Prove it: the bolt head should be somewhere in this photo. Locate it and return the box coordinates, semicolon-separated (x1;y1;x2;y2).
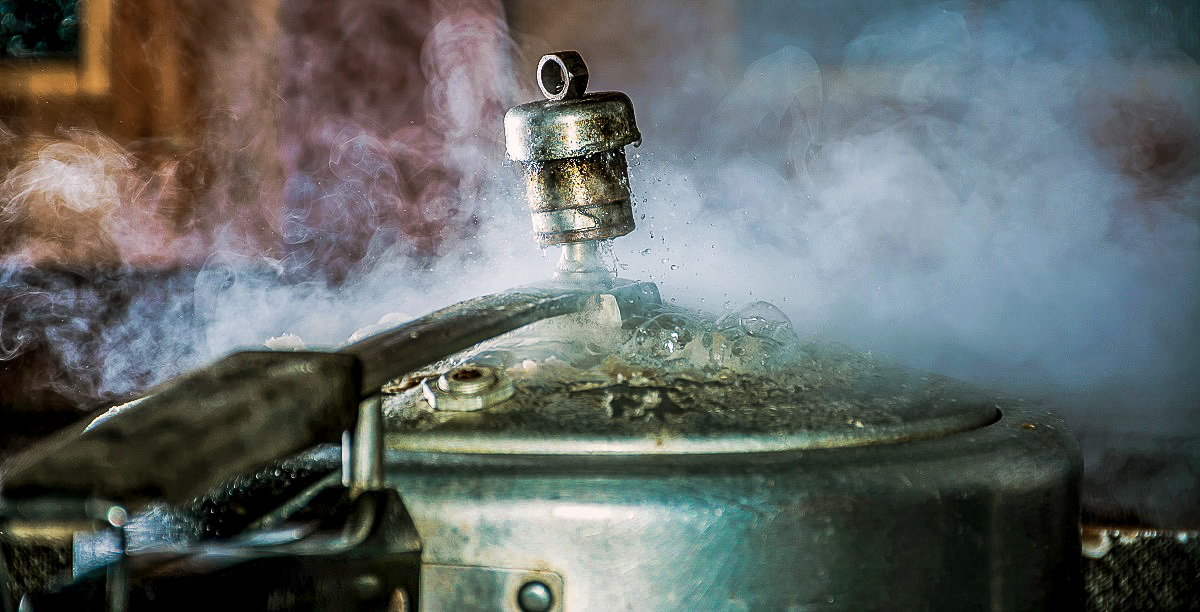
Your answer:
517;580;554;612
422;365;514;412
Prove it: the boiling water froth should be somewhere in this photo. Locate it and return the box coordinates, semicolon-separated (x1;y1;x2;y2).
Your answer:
625;301;801;372
444;298;804;377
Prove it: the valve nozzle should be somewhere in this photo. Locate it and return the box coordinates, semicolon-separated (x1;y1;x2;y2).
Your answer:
504;51;642;286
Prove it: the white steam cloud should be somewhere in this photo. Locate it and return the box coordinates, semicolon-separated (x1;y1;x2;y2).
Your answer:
0;0;544;407
608;1;1200;436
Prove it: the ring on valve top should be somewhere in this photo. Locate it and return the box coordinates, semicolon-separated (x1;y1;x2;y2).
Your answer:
504;51;641;248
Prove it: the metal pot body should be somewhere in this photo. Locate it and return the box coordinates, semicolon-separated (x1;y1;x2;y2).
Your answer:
386;402;1081;611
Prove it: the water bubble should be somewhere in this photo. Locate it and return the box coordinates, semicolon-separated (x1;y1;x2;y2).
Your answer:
711;302;802;369
627;312;701;360
741;315;771;336
722;302;797;342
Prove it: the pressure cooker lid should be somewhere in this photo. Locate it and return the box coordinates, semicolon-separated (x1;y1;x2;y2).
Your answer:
380;300;1000;455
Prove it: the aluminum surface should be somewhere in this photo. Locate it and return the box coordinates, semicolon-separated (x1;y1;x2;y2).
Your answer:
382;337;999;454
372;292;1080;609
383;401;1080;610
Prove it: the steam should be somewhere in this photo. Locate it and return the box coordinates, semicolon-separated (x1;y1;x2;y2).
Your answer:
0;130;202;268
178;0;550;388
0;0;540;406
609;1;1200;436
0;0;1197;452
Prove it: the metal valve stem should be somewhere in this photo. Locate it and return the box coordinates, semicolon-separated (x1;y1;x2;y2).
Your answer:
555;240;606;285
504;51;642;287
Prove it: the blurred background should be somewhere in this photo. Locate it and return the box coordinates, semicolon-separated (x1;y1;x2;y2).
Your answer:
1;0;1197;527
